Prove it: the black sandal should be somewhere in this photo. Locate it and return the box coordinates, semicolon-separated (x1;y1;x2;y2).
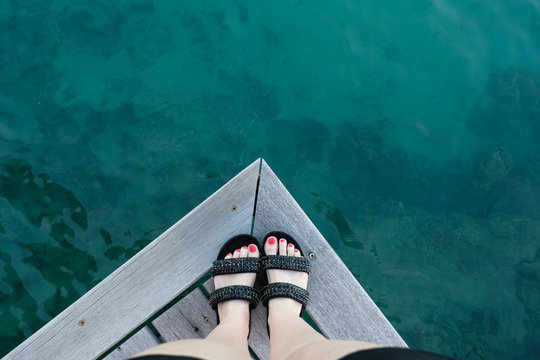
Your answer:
208;234;262;336
259;231;311;315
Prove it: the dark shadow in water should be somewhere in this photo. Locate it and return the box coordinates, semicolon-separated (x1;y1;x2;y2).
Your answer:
0;158;97;355
467;68;540;151
0;158;87;229
0;250;39;357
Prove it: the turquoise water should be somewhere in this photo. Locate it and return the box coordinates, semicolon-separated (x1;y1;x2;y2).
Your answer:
1;0;539;358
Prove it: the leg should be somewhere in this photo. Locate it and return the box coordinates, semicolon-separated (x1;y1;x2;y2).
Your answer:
132;243;260;360
264;235;381;360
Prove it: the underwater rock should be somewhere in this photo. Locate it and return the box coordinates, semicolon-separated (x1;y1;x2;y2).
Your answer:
473;146;513;190
0;158;88;229
137;23;173;59
490;177;537;217
515;249;540;346
362;197;405;218
329;121;385;204
468;68;540;145
338;121;384;165
292;118;330;163
0;249;40;355
54;0;121;56
418;217;454;242
238;4;249;24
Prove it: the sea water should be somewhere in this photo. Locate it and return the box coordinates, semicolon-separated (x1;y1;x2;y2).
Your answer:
1;1;539;359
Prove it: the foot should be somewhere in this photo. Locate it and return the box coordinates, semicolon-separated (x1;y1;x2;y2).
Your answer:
264;235;309;323
213;244;260;337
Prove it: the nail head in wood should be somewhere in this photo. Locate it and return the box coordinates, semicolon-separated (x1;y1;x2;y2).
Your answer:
78;320;85;326
231;205;238;211
309;252;316;259
203;316;211;323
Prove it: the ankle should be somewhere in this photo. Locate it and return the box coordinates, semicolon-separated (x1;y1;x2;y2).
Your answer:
268;298;303;324
269;297;303;315
217;300;250;323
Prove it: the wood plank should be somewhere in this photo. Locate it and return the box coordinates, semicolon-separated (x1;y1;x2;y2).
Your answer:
4;159;261;360
102;327;160;360
152;287;217;341
152;279;268;360
203;279;270;360
252;160;407;347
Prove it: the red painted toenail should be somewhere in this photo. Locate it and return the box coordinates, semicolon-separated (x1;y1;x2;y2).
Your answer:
288;243;293;247
242;246;248;249
236;249;240;252
249;244;257;252
268;237;276;245
280;239;286;243
227;253;232;257
295;249;299;252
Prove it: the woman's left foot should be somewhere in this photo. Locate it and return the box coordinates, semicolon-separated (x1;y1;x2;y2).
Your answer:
263;235;309;322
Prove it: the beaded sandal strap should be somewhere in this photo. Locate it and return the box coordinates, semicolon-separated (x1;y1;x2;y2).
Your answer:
211;257;260;276
260;282;309;308
260;255;311;273
208;285;259;309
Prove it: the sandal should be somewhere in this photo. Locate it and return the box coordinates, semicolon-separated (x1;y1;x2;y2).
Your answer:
208;234;262;335
259;231;311;315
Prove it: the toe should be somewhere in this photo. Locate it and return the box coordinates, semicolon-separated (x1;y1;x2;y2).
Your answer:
294;249;301;257
248;244;259;258
265;236;278;255
240;245;249;257
233;248;241;258
287;243;295;256
225;252;233;259
279;238;287;255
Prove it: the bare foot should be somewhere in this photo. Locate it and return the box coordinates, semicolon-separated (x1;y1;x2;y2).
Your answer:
263;235;309;322
212;244;260;337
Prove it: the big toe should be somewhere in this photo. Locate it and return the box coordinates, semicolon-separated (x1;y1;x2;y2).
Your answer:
264;236;278;255
248;243;259;258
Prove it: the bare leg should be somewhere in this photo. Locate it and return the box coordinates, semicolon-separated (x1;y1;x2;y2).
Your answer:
132;244;260;360
264;235;381;360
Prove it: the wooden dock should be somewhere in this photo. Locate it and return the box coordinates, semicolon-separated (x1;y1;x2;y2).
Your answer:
3;159;406;360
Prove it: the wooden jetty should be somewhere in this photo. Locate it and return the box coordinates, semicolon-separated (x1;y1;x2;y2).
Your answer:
3;159;406;360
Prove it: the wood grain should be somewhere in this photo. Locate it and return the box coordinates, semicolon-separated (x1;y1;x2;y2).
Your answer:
3;159;260;360
152;287;217;341
252;160;406;347
102;327;160;360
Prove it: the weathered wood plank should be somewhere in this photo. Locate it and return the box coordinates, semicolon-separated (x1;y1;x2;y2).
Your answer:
4;159;261;360
252;160;406;347
203;279;270;360
103;327;160;360
152;280;268;360
152;287;217;341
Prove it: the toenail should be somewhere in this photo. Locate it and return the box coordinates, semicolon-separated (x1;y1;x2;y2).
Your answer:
288;243;293;247
227;253;232;257
280;239;286;243
268;237;276;245
249;244;257;252
236;249;240;252
295;249;299;252
242;246;248;249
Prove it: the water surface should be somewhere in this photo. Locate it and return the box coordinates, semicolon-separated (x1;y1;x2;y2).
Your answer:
1;1;539;359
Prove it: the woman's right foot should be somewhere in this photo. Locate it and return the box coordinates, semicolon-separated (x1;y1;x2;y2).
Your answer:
262;234;381;360
264;235;309;323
